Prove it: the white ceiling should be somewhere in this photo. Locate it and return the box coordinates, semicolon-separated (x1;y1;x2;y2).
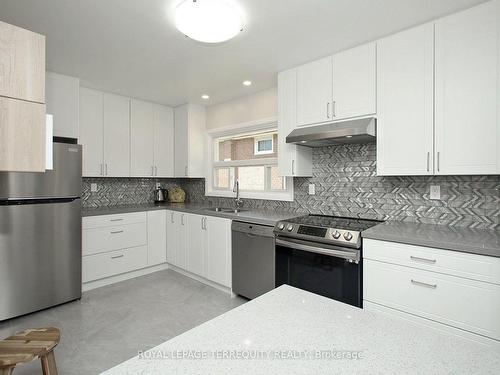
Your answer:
0;0;487;107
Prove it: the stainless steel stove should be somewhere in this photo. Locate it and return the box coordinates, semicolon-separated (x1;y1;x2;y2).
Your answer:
274;215;382;308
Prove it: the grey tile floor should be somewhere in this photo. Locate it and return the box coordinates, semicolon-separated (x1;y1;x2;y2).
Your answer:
0;270;246;375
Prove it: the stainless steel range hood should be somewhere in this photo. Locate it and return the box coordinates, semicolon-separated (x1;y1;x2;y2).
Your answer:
286;117;376;147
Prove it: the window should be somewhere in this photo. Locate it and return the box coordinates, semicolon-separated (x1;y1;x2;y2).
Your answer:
207;127;293;201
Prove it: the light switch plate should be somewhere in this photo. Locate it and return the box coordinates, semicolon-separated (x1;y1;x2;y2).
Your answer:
90;183;98;192
430;185;440;200
308;184;316;195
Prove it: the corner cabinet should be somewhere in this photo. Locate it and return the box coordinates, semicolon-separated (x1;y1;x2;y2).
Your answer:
277;69;312;177
376;23;435;176
0;21;46;172
174;104;206;177
434;0;500;175
130;99;174;177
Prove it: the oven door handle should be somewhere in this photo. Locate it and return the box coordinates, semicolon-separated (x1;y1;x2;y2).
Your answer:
276;238;359;263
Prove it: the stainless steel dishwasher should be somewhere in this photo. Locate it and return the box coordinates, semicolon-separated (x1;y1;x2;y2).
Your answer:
232;221;276;299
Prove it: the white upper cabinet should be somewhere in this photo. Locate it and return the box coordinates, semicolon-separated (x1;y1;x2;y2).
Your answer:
377;23;435;176
103;93;130;177
277;69;312;177
79;88;104;177
130;99;155;177
435;0;500;175
45;72;79;139
153;104;174;177
174;104;206;177
296;57;333;126
332;43;376;120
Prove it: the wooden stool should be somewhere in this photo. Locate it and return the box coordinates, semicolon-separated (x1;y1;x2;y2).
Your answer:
0;327;60;375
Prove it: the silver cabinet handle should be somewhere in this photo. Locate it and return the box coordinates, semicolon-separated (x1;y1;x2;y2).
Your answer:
110;230;124;234
181;214;184;226
291;160;295;175
426;152;430;172
410;255;436;264
105;163;108;176
111;254;124;259
100;164;103;176
155;166;158;176
332;101;336;117
185;166;188;176
171;212;174;223
411;279;437;289
151;166;154;176
201;217;204;230
326;102;330;118
204;217;207;230
437;152;440;172
110;218;123;222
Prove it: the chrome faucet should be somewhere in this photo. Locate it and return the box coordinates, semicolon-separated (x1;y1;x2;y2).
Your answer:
233;179;243;210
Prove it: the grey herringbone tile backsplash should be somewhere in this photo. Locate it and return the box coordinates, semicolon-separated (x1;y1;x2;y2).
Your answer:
83;143;499;229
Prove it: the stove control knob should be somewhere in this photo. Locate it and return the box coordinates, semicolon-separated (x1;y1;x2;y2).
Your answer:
286;224;294;232
332;230;341;239
344;232;353;241
277;223;285;231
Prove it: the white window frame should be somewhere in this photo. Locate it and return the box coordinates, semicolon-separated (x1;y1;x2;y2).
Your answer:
254;134;274;155
205;117;293;202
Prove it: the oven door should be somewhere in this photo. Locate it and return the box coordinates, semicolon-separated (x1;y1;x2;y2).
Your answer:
275;237;362;308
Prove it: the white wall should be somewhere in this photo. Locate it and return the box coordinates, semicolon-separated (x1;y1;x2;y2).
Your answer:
206;87;277;130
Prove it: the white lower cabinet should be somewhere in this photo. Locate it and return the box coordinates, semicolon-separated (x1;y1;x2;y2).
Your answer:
363;239;500;345
166;211;232;288
147;210;167;266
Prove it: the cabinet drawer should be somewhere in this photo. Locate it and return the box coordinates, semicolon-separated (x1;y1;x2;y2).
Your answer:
82;246;147;283
363;239;500;285
82;212;147;229
82;222;147;256
364;259;500;340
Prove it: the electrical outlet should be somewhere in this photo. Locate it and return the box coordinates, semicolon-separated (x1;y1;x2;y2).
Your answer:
90;183;98;192
308;184;316;195
155;182;161;188
430;185;440;200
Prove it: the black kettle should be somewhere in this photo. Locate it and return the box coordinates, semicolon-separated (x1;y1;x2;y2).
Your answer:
154;187;168;203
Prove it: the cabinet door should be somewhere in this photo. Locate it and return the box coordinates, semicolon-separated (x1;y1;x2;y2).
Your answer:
0;97;45;172
147;210;167;266
296;57;333;126
45;72;79;139
376;23;434;176
166;211;176;265
278;69;313;177
332;43;376;120
175;212;188;270
187;214;205;276
103;93;130;177
435;0;500;175
0;21;45;103
130;99;154;177
186;104;206;177
205;216;231;287
153;104;174;177
79;88;104;177
174;105;189;177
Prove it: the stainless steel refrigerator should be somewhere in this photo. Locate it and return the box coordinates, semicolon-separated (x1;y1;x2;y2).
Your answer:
0;141;82;321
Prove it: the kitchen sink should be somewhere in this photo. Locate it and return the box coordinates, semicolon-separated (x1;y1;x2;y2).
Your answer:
205;207;248;213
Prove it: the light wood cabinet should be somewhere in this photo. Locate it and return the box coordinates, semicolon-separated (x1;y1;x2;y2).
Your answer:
130;99;174;177
376;23;435;176
277;69;312;177
332;43;376;120
0;97;46;172
435;0;500;175
46;72;79;139
296;57;333;126
174;104;206;177
79;88;130;177
147;210;167;266
0;20;45;103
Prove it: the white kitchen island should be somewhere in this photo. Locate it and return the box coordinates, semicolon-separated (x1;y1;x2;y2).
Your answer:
102;285;500;374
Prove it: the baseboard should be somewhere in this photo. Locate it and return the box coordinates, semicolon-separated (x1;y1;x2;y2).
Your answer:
82;263;169;292
167;263;232;295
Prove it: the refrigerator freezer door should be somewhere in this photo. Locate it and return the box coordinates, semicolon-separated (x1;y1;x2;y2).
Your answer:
0;198;82;320
0;142;82;200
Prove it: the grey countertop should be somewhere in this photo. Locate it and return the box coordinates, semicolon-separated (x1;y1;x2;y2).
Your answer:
363;221;500;258
82;203;300;226
101;285;500;375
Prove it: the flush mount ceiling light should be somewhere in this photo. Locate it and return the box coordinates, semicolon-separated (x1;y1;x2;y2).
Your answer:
242;80;252;86
175;0;244;43
201;94;210;100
